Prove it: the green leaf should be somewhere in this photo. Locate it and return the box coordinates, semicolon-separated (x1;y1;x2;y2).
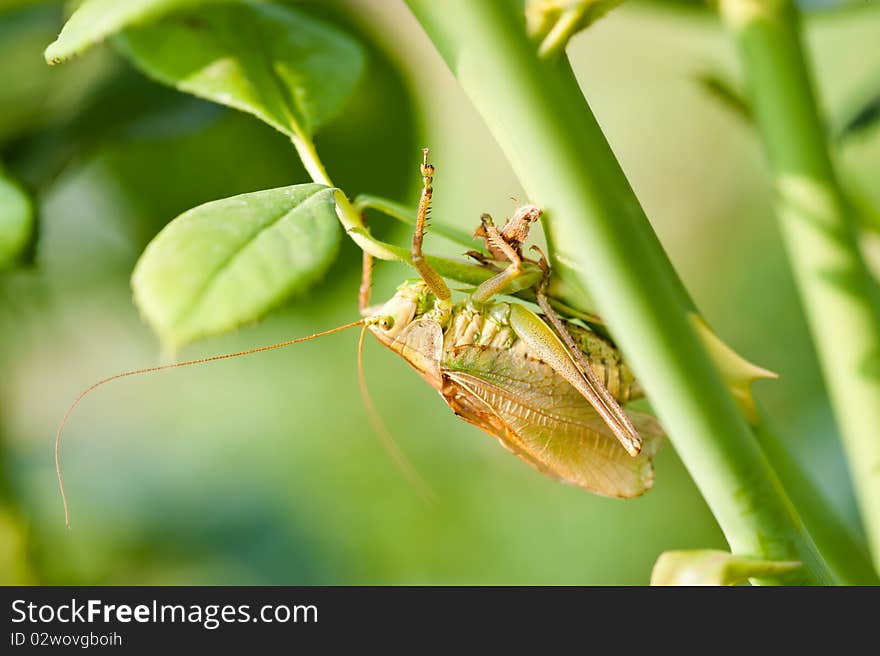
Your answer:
651;550;801;586
1;0;54;14
352;193;480;251
44;0;234;65
132;184;341;348
115;2;365;140
0;170;33;270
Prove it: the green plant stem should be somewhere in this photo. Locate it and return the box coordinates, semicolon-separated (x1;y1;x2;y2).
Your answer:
290;135;399;261
353;193;480;249
529;0;626;60
537;4;589;59
405;0;832;584
721;0;880;572
293;133;600;317
754;411;879;585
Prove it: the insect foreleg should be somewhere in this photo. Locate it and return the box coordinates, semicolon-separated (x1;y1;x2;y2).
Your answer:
411;148;451;310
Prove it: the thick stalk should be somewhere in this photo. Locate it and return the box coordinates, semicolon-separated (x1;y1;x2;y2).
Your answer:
754;411;879;585
720;0;880;570
404;0;831;584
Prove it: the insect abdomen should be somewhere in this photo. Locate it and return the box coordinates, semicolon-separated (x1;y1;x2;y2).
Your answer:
444;304;642;404
562;321;642;403
446;304;516;351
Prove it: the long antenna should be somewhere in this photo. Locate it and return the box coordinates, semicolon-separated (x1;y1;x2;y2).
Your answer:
357;325;435;502
56;319;366;528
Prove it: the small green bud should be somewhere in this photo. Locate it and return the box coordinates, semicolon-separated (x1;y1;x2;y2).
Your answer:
527;0;627;59
651;549;801;586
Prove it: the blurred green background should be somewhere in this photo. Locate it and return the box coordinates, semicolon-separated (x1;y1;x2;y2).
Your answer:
1;0;878;585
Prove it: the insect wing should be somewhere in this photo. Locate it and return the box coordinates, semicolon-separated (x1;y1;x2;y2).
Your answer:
443;344;662;498
508;303;642;457
372;317;444;389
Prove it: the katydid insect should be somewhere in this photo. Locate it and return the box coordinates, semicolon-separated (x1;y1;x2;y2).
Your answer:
360;151;662;497
55;149;662;526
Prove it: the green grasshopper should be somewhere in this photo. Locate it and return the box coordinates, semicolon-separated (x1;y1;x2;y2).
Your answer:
56;150;662;526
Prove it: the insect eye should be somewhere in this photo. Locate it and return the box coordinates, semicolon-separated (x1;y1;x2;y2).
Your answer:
379;316;394;331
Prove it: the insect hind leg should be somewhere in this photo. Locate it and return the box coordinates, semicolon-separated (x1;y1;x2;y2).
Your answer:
530;246;643;457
